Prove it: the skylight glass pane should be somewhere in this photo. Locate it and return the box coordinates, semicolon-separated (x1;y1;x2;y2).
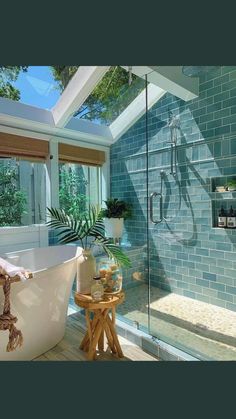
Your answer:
0;66;79;110
74;66;146;125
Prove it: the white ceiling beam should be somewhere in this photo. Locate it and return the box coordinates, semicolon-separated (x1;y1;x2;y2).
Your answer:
0;96;112;145
65;117;112;141
51;66;110;128
0;112;113;147
110;83;165;142
0;97;54;125
122;66;199;101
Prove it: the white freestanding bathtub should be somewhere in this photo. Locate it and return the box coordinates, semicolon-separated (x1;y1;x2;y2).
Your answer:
0;245;82;361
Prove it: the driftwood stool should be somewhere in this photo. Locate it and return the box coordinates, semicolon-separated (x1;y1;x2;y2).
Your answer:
74;291;125;361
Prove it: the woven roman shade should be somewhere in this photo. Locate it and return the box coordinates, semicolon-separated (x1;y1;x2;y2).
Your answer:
0;132;49;161
59;143;106;166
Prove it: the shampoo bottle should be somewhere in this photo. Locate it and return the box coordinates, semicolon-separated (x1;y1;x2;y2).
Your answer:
227;206;236;228
218;206;227;228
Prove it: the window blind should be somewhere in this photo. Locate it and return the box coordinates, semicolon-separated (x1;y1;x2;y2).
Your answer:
58;143;106;166
0;132;49;161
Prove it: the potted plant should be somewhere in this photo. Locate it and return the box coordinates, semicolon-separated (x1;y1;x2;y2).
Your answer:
225;179;236;191
100;198;132;241
47;206;131;294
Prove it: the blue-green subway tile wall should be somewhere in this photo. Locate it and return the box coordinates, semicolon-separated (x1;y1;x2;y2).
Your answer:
110;66;236;312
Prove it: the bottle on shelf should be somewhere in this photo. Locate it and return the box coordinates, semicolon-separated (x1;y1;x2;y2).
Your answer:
218;206;227;228
91;275;104;302
227;205;236;229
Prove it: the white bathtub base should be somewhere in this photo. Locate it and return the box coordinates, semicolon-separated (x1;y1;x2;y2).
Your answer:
0;245;82;360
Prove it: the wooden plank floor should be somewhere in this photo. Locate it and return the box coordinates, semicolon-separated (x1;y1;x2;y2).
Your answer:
34;312;158;361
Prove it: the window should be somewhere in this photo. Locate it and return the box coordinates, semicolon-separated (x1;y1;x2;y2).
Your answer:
0;157;46;226
0;66;79;109
59;162;101;216
74;66;146;125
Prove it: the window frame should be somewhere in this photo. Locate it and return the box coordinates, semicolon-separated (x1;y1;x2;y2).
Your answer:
47;139;109;220
0;137;109;227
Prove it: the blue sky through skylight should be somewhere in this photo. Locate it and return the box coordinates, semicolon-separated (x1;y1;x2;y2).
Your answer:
13;66;60;109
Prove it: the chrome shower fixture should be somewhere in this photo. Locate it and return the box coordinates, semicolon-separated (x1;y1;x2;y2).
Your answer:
167;110;180;177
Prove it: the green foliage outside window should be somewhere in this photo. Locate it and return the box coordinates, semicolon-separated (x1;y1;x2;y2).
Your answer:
59;164;88;217
0;162;27;226
0;66;28;100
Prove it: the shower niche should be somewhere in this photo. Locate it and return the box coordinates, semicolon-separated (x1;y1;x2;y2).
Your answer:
210;175;236;229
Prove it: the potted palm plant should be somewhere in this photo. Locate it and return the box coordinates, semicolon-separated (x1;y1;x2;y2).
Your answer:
47;206;131;294
100;198;132;241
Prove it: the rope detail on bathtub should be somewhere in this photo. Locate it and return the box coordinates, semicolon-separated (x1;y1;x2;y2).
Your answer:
0;275;23;352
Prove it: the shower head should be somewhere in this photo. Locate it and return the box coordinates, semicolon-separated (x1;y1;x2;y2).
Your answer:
182;66;220;77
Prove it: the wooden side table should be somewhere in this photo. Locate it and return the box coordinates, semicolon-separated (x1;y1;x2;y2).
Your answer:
74;291;125;361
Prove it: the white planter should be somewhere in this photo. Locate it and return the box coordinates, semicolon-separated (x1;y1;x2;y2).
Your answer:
104;218;124;239
76;249;96;294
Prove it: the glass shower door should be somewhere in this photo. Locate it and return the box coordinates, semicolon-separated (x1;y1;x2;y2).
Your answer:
145;69;206;356
111;71;150;333
146;70;236;361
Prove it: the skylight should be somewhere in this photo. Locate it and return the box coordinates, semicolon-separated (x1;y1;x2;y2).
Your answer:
0;66;79;110
1;66;198;146
74;66;146;126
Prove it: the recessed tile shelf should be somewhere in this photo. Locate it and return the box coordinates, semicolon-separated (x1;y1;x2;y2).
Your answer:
210;191;236;200
210;176;236;229
211;175;236;194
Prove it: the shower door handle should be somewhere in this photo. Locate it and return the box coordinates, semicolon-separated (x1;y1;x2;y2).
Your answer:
150;192;163;224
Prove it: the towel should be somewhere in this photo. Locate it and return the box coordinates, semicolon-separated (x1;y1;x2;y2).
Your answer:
0;256;32;282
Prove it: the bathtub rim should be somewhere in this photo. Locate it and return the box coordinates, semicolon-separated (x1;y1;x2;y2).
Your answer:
2;244;83;276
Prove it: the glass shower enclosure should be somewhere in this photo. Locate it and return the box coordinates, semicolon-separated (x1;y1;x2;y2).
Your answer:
114;67;236;361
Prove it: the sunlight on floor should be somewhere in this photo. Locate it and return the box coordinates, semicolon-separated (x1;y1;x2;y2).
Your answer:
67;306;77;316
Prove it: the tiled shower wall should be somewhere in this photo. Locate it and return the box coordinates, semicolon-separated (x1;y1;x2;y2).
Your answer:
110;66;236;312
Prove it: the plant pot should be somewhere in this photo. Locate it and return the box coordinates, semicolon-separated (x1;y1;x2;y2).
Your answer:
76;249;96;294
104;218;124;239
